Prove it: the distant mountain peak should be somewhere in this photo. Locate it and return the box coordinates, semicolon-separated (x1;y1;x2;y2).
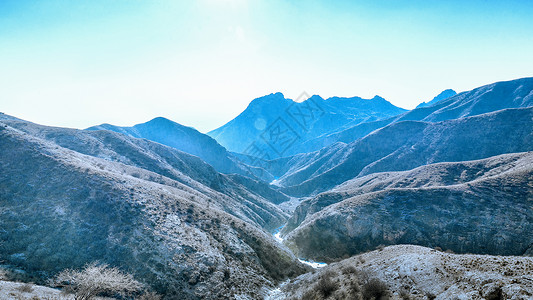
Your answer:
417;89;457;108
303;94;324;103
372;95;387;101
149;116;172;123
208;92;407;155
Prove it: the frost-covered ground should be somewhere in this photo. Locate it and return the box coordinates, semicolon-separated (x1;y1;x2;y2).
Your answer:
274;244;533;299
0;281;117;299
0;280;70;299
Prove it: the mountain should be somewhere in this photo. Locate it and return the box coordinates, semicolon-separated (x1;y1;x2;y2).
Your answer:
281;152;533;261
300;77;533;153
0;119;308;299
276;245;533;299
0;114;287;229
87;117;271;180
416;89;457;108
266;106;533;197
207;92;406;158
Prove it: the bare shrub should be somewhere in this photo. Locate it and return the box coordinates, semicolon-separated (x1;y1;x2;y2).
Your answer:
316;271;338;298
362;278;389;300
341;265;357;275
51;262;143;300
16;282;34;293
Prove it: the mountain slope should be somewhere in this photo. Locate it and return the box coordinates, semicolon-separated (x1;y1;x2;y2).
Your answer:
87;117;269;180
0;122;308;299
0;115;287;230
208;92;406;157
281;152;533;261
278;107;533;196
277;245;533;300
300;77;533;153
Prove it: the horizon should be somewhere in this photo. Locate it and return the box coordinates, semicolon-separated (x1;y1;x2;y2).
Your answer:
1;0;533;132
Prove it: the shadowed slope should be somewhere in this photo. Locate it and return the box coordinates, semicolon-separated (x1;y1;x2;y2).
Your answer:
0;123;308;299
282;152;533;261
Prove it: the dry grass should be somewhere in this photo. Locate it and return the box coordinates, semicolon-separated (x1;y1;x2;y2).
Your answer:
51;262;143;300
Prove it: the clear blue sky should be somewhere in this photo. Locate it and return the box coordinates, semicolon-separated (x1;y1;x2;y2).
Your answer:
1;0;532;132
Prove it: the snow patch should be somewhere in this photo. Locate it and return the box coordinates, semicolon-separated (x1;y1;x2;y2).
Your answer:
272;225;284;242
298;259;327;269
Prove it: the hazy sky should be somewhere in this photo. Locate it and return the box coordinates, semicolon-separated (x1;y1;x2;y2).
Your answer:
1;0;533;132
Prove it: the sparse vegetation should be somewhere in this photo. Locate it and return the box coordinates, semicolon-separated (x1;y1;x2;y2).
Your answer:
316;271;338;298
16;282;34;293
341;265;357;275
51;262;143;300
362;278;389;300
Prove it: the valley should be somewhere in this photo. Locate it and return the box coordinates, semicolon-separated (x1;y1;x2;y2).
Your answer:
1;77;532;299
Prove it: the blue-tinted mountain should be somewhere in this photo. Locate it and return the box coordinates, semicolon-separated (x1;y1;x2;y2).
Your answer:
416;89;457;108
283;152;533;261
276;107;533;196
300;77;533;152
87;117;270;180
207;92;406;158
0;116;307;298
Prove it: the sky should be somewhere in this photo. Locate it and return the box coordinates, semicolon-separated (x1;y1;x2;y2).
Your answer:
1;0;533;133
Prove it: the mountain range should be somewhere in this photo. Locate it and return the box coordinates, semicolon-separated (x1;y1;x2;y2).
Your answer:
0;117;307;299
207;93;407;158
1;76;532;299
299;77;533;153
87;117;271;181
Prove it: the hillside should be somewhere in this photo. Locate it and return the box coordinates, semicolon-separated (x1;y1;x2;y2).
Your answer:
0;122;308;299
208;92;406;157
87;117;270;180
277;107;533;196
273;245;533;300
281;152;533;261
0;115;287;229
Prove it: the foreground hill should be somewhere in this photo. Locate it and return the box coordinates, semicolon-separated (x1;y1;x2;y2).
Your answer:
208;92;406;157
87;117;269;180
282;152;533;261
274;245;533;300
0;121;308;299
301;77;533;152
277;107;533;196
